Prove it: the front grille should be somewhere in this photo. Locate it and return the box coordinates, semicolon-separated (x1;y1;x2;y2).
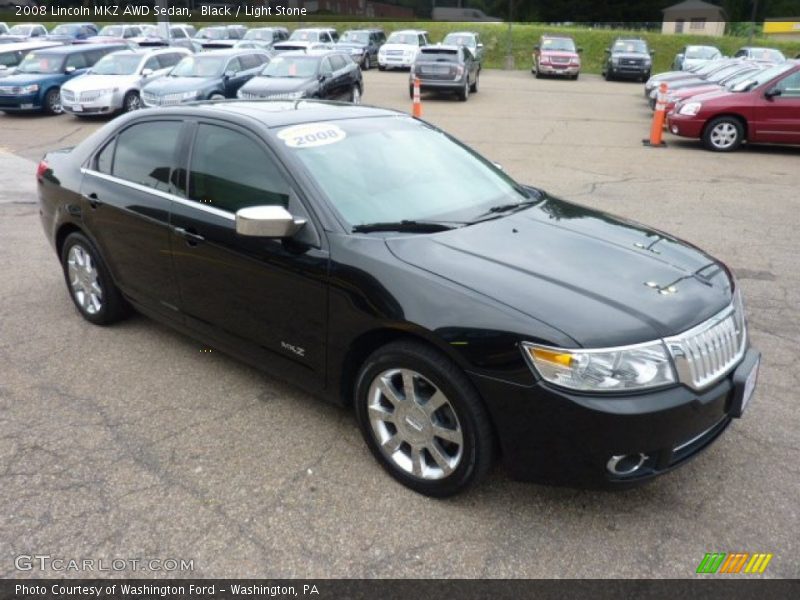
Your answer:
386;50;404;56
61;90;76;102
238;91;261;100
143;92;184;106
664;294;747;390
622;58;644;66
551;56;570;64
79;90;103;102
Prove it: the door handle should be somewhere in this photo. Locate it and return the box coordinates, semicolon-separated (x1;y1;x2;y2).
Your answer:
86;192;100;209
173;226;205;246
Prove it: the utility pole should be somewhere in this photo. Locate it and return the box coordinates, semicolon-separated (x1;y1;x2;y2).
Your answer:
747;0;759;45
504;0;514;69
156;0;170;42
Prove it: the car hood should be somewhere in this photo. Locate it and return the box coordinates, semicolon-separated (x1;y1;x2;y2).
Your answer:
683;57;715;67
44;35;76;42
385;195;733;347
144;76;214;94
381;43;417;52
672;84;720;99
680;88;736;103
0;72;60;85
336;42;366;50
63;73;139;92
241;76;311;94
0;67;18;78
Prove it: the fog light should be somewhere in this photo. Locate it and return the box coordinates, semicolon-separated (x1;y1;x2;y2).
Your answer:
606;453;648;476
671;125;679;134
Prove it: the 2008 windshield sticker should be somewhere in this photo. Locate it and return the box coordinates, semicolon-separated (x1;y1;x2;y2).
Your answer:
278;123;347;149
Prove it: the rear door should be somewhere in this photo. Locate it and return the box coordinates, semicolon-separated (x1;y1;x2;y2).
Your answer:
80;118;184;316
752;70;800;143
169;120;329;390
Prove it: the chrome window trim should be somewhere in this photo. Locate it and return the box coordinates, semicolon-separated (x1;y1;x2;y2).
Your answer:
81;168;235;221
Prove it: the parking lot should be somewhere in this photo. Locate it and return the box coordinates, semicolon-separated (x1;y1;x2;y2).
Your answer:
1;69;798;578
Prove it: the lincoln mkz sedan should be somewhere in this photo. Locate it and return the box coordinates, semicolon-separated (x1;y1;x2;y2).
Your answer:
37;101;760;496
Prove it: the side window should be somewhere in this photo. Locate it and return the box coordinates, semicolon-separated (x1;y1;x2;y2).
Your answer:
157;53;181;69
112;121;181;193
734;50;745;57
189;124;290;213
226;57;242;73
239;54;259;70
776;72;800;97
143;56;160;72
0;52;17;67
65;53;88;70
95;138;115;175
418;35;426;46
330;55;347;71
172;28;186;39
320;57;333;76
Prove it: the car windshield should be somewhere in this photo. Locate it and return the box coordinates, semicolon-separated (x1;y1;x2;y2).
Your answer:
90;53;141;75
285;117;530;227
261;55;317;78
685;46;720;59
443;34;476;48
51;25;80;35
17;53;64;74
723;68;764;89
730;63;794;92
748;48;785;62
387;33;418;45
170;55;225;77
613;40;647;53
98;26;123;37
541;38;575;52
244;29;271;41
695;60;728;75
196;27;226;40
9;25;33;35
290;30;318;41
340;31;369;44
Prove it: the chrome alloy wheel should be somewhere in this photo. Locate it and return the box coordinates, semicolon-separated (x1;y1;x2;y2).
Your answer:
709;122;739;149
67;245;103;315
367;368;463;480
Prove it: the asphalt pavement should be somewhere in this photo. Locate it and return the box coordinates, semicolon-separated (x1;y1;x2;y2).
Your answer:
0;70;798;578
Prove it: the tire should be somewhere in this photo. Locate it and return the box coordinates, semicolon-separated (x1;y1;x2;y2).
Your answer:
573;73;579;80
470;71;479;93
702;116;745;152
43;88;62;115
363;54;371;70
60;232;128;326
534;68;542;79
378;65;386;71
604;69;612;81
351;84;362;105
209;93;225;101
122;91;141;113
354;340;495;497
458;77;469;101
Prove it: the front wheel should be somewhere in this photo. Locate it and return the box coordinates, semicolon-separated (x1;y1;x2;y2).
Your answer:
43;88;62;115
122;91;141;113
378;65;386;71
470;71;479;93
458;77;469;101
703;117;745;152
363;54;371;70
60;232;129;325
355;341;495;497
351;84;362;104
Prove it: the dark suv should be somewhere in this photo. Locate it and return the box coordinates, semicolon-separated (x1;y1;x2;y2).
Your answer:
603;38;653;82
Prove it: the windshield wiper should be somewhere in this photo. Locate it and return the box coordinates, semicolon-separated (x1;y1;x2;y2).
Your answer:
352;220;456;234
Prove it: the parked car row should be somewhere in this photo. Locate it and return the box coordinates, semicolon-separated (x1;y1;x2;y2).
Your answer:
645;57;800;151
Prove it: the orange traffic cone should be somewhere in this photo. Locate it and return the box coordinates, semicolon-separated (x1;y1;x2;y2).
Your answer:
643;82;668;147
412;76;422;118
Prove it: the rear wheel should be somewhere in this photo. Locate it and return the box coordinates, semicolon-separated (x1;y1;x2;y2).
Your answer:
703;117;745;152
354;340;495;497
458;77;469;101
363;54;371;70
470;71;479;93
43;88;62;115
60;232;128;326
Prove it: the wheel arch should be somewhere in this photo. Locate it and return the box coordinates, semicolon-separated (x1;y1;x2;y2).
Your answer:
55;222;85;257
702;112;749;141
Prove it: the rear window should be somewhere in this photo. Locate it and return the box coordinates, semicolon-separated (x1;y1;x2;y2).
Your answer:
420;48;460;62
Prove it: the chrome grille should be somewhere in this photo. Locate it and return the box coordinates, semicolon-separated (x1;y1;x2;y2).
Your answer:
664;293;747;390
551;56;570;64
61;90;76;102
79;90;103;102
142;92;184;107
238;91;262;100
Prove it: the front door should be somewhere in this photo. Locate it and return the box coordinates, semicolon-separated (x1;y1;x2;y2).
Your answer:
169;121;329;389
752;70;800;144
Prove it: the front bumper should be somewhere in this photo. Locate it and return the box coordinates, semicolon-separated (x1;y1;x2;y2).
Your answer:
0;93;43;111
610;65;650;79
470;347;760;488
62;92;123;115
666;111;706;139
379;55;415;68
537;64;580;76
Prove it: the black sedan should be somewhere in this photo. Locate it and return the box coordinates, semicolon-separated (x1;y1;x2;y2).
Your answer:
37;101;760;496
237;51;363;103
411;45;479;101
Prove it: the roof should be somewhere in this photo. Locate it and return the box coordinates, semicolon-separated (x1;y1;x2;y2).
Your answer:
391;29;428;34
662;1;726;15
196;48;264;57
31;42;126;55
158;100;400;129
0;41;61;52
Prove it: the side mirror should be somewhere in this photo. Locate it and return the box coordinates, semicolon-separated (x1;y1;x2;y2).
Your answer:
650;50;655;56
224;70;235;79
65;66;76;74
141;68;154;77
318;72;330;81
577;47;583;53
477;42;484;48
533;44;540;50
236;205;306;238
765;87;782;99
604;48;610;53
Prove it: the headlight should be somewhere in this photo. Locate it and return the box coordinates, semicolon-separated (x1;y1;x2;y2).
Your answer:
181;90;199;100
678;101;702;116
521;341;676;392
20;84;39;94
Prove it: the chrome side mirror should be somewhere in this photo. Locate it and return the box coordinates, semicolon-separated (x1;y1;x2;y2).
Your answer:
141;68;154;77
235;205;306;238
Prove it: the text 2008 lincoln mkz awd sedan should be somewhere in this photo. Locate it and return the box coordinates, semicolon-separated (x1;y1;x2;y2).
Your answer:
37;101;760;497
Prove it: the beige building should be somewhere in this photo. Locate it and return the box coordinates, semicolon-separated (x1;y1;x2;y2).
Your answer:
662;0;727;37
764;19;800;42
